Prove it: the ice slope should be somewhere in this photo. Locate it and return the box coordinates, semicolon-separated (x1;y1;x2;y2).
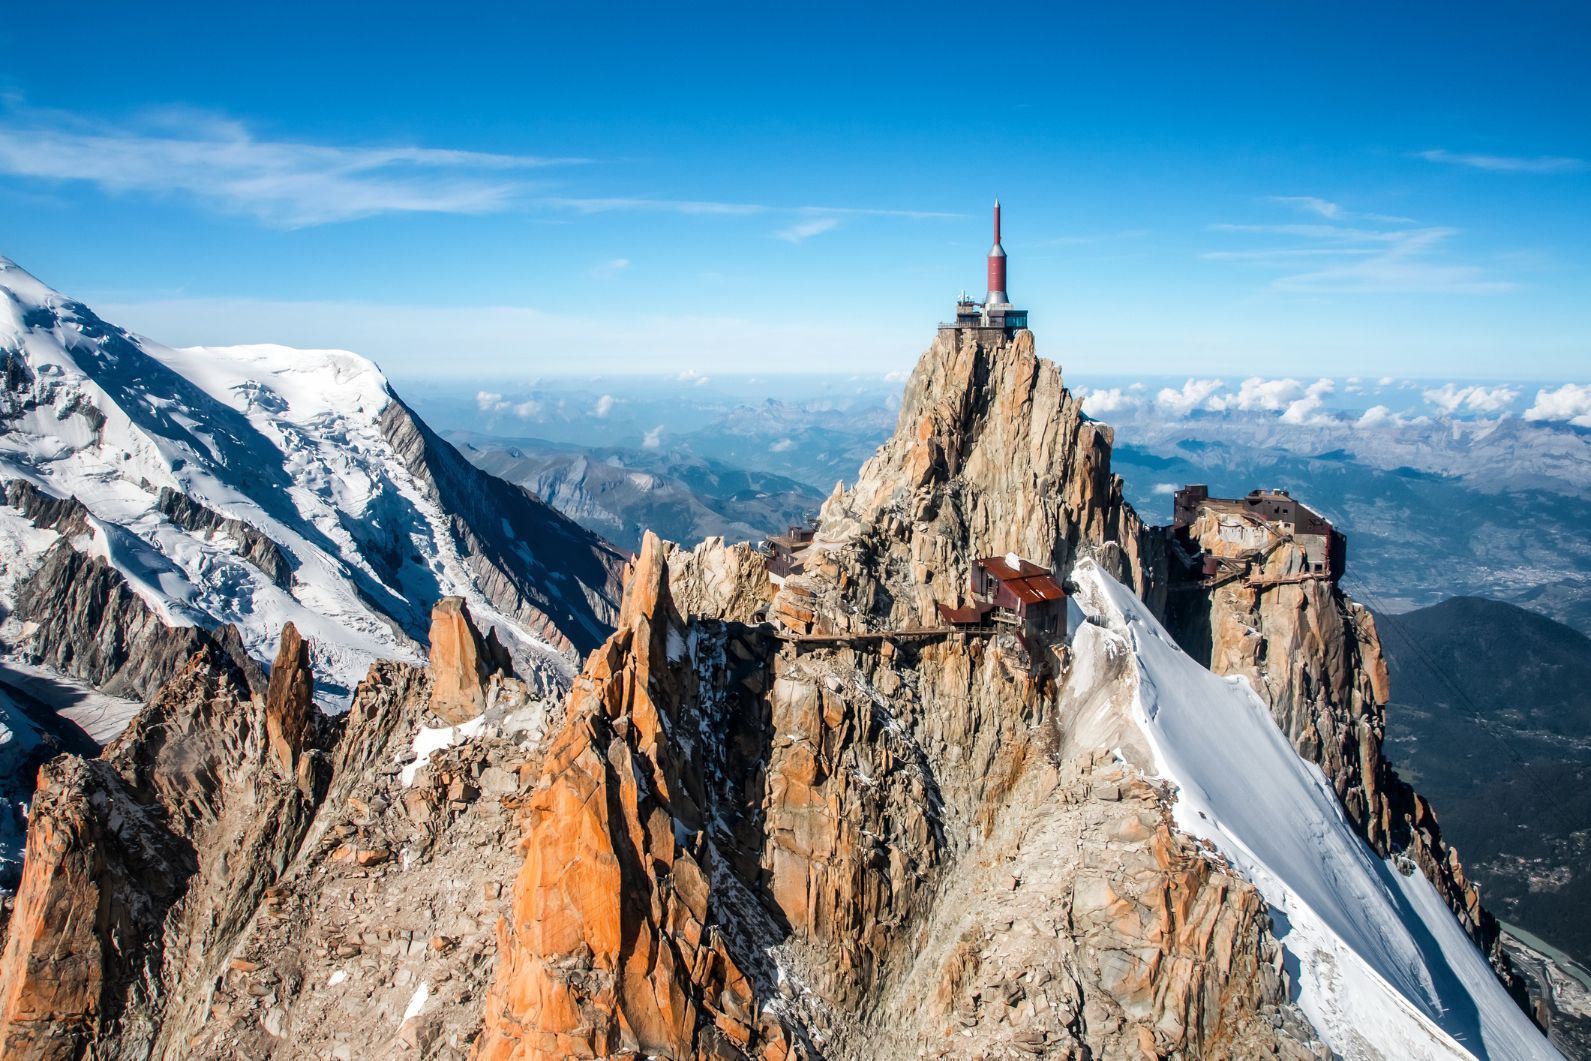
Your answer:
1069;558;1558;1061
0;255;611;703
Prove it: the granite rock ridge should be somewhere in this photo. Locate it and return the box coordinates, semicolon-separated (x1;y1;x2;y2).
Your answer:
0;595;554;1058
474;328;1320;1058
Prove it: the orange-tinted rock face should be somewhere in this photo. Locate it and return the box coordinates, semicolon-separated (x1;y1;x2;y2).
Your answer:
0;638;325;1058
476;534;790;1059
428;596;514;724
0;757;188;1060
265;622;313;775
0;762;107;1060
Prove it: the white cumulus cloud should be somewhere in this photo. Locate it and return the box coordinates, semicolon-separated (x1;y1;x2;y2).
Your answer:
1524;383;1591;428
594;394;615;417
642;425;664;449
1422;383;1520;415
1080;387;1141;414
1208;377;1303;412
1358;404;1400;427
1155;379;1226;415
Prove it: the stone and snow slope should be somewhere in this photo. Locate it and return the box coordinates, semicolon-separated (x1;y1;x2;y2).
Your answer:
0;256;622;703
1072;558;1556;1060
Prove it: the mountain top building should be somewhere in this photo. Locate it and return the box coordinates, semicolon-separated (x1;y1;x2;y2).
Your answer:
942;201;1029;337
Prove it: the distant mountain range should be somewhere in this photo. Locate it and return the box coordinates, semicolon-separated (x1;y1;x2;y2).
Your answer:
448;432;825;553
1378;596;1591;974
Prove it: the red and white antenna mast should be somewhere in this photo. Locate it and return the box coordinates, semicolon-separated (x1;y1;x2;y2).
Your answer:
986;199;1008;305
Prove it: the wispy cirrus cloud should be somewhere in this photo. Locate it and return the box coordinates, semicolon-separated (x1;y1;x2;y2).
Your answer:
775;217;840;242
1266;196;1416;225
1414;148;1585;174
0;101;960;230
546;197;956;221
0;104;587;227
1268;195;1345;220
590;257;630;279
1206;202;1515;295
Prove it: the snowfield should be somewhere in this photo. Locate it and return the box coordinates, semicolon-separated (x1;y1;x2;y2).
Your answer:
1069;558;1558;1060
0;256;581;705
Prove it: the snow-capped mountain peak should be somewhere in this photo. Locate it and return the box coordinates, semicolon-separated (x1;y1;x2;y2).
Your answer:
0;255;622;701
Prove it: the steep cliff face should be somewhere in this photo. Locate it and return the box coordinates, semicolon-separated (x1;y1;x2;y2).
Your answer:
477;531;1313;1058
0;629;300;1060
478;327;1553;1060
1163;509;1524;993
10;539;216;700
0;322;1555;1059
475;330;1322;1059
810;327;1163;632
477;534;796;1059
379;395;626;657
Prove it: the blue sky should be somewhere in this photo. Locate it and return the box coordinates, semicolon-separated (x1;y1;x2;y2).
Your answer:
0;2;1587;379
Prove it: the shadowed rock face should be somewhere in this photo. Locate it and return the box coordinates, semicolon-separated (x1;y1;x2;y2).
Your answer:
379;395;627;656
12;539;221;701
155;486;292;589
5;479;91;538
476;534;794;1059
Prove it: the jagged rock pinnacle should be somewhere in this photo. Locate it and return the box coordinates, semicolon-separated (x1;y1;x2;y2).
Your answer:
427;596;515;725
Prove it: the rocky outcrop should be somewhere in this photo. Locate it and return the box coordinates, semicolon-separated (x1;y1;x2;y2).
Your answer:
478;514;1315;1057
788;328;1164;639
427;596;515;724
11;539;215;701
155;486;292;588
0;756;191;1060
1163;508;1530;1004
477;534;795;1059
379;395;626;655
0;322;1542;1058
0;629;305;1059
0;599;566;1058
264;622;313;776
475;330;1319;1059
5;479;90;538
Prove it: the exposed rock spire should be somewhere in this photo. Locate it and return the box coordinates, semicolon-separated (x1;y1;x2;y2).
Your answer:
427;596;515;724
264;622;313;776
